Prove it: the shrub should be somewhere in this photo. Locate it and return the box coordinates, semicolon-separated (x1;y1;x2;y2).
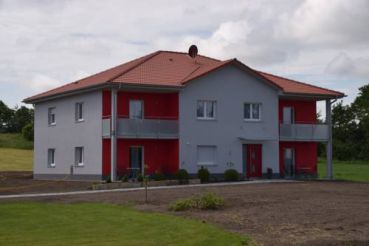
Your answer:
224;169;239;182
176;169;190;184
196;192;224;210
105;176;112;183
22;123;34;141
137;173;144;182
197;167;210;183
120;175;128;182
168;192;224;211
151;171;166;181
169;198;194;211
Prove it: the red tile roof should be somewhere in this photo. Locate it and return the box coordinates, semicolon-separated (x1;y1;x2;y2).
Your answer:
24;50;344;102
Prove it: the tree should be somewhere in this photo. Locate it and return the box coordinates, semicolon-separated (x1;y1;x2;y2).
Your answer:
13;106;33;132
0;100;14;132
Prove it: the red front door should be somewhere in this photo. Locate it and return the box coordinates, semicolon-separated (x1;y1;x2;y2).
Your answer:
245;144;262;178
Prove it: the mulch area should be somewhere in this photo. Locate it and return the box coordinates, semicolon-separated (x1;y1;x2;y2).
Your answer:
1;172;369;245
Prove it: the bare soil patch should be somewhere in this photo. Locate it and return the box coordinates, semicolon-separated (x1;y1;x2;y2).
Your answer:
1;174;369;245
0;171;93;195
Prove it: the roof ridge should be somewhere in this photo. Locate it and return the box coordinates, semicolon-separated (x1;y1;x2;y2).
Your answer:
257;70;344;95
157;50;222;62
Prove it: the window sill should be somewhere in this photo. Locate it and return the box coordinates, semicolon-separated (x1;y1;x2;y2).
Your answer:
197;163;217;166
243;119;262;123
75;164;84;168
75;119;85;123
48;165;56;168
197;118;216;121
48;123;56;127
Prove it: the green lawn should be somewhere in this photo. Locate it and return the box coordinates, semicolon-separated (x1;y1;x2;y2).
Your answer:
0;203;249;246
0;133;33;149
0;148;33;171
318;159;369;182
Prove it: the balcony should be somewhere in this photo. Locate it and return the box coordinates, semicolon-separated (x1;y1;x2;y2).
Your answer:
279;123;329;142
102;118;178;139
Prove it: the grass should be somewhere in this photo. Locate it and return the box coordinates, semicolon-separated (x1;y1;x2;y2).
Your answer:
0;133;33;149
318;159;369;182
0;148;33;171
0;203;250;246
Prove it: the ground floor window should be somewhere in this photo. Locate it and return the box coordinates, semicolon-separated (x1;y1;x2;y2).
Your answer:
48;149;55;167
197;145;217;165
75;147;84;167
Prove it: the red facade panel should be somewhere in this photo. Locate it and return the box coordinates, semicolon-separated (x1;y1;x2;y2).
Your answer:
279;142;318;176
279;99;317;124
102;139;179;177
102;90;111;118
117;91;178;119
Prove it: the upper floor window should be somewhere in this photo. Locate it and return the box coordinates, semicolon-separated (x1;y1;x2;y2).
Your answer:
75;102;84;122
244;103;261;121
48;107;56;125
75;147;84;167
48;148;55;167
197;100;216;120
129;100;143;119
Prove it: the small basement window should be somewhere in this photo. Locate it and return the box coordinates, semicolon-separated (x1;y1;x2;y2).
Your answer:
48;149;55;167
75;147;84;167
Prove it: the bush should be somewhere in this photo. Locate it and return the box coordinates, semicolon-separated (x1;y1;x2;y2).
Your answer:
151;171;166;181
176;169;189;184
224;169;239;182
168;192;224;211
137;173;144;182
105;176;112;183
169;198;194;211
22;123;34;141
120;175;128;182
197;167;210;183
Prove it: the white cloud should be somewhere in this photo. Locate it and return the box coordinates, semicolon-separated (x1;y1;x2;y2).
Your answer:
0;0;368;109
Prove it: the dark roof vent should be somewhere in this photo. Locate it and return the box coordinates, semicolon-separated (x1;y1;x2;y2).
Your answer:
188;45;198;58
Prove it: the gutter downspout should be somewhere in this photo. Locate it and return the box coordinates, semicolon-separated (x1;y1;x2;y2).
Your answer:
111;89;117;181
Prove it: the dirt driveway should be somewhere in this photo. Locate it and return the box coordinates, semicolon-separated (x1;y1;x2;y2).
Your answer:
3;180;368;246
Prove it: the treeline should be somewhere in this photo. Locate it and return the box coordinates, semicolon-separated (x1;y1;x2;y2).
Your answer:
332;84;369;160
0;100;34;140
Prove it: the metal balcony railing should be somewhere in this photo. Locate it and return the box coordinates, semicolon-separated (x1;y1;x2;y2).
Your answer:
102;118;178;139
279;123;329;141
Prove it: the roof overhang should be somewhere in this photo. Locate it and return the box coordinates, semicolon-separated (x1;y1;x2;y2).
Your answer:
279;92;346;101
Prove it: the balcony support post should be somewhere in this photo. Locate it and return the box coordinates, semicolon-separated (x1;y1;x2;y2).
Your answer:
110;89;117;182
326;99;333;180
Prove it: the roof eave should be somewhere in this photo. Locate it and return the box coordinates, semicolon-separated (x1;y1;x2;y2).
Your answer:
280;92;346;100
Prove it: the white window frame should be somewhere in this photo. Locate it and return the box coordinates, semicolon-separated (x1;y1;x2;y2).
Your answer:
197;145;217;166
48;107;56;126
75;147;84;167
244;103;262;121
48;148;55;167
196;100;216;120
75;102;84;122
129;100;144;119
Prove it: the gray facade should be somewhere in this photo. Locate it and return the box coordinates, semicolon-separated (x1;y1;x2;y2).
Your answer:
33;91;102;180
179;64;280;176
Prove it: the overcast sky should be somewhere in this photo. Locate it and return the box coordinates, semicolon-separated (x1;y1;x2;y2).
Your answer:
0;0;368;115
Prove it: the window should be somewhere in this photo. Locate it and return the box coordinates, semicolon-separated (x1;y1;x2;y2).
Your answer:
129;100;143;119
48;149;55;167
75;102;84;122
244;103;261;121
48;107;56;125
197;145;217;165
284;148;294;177
75;147;84;167
283;107;294;124
197;100;216;120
